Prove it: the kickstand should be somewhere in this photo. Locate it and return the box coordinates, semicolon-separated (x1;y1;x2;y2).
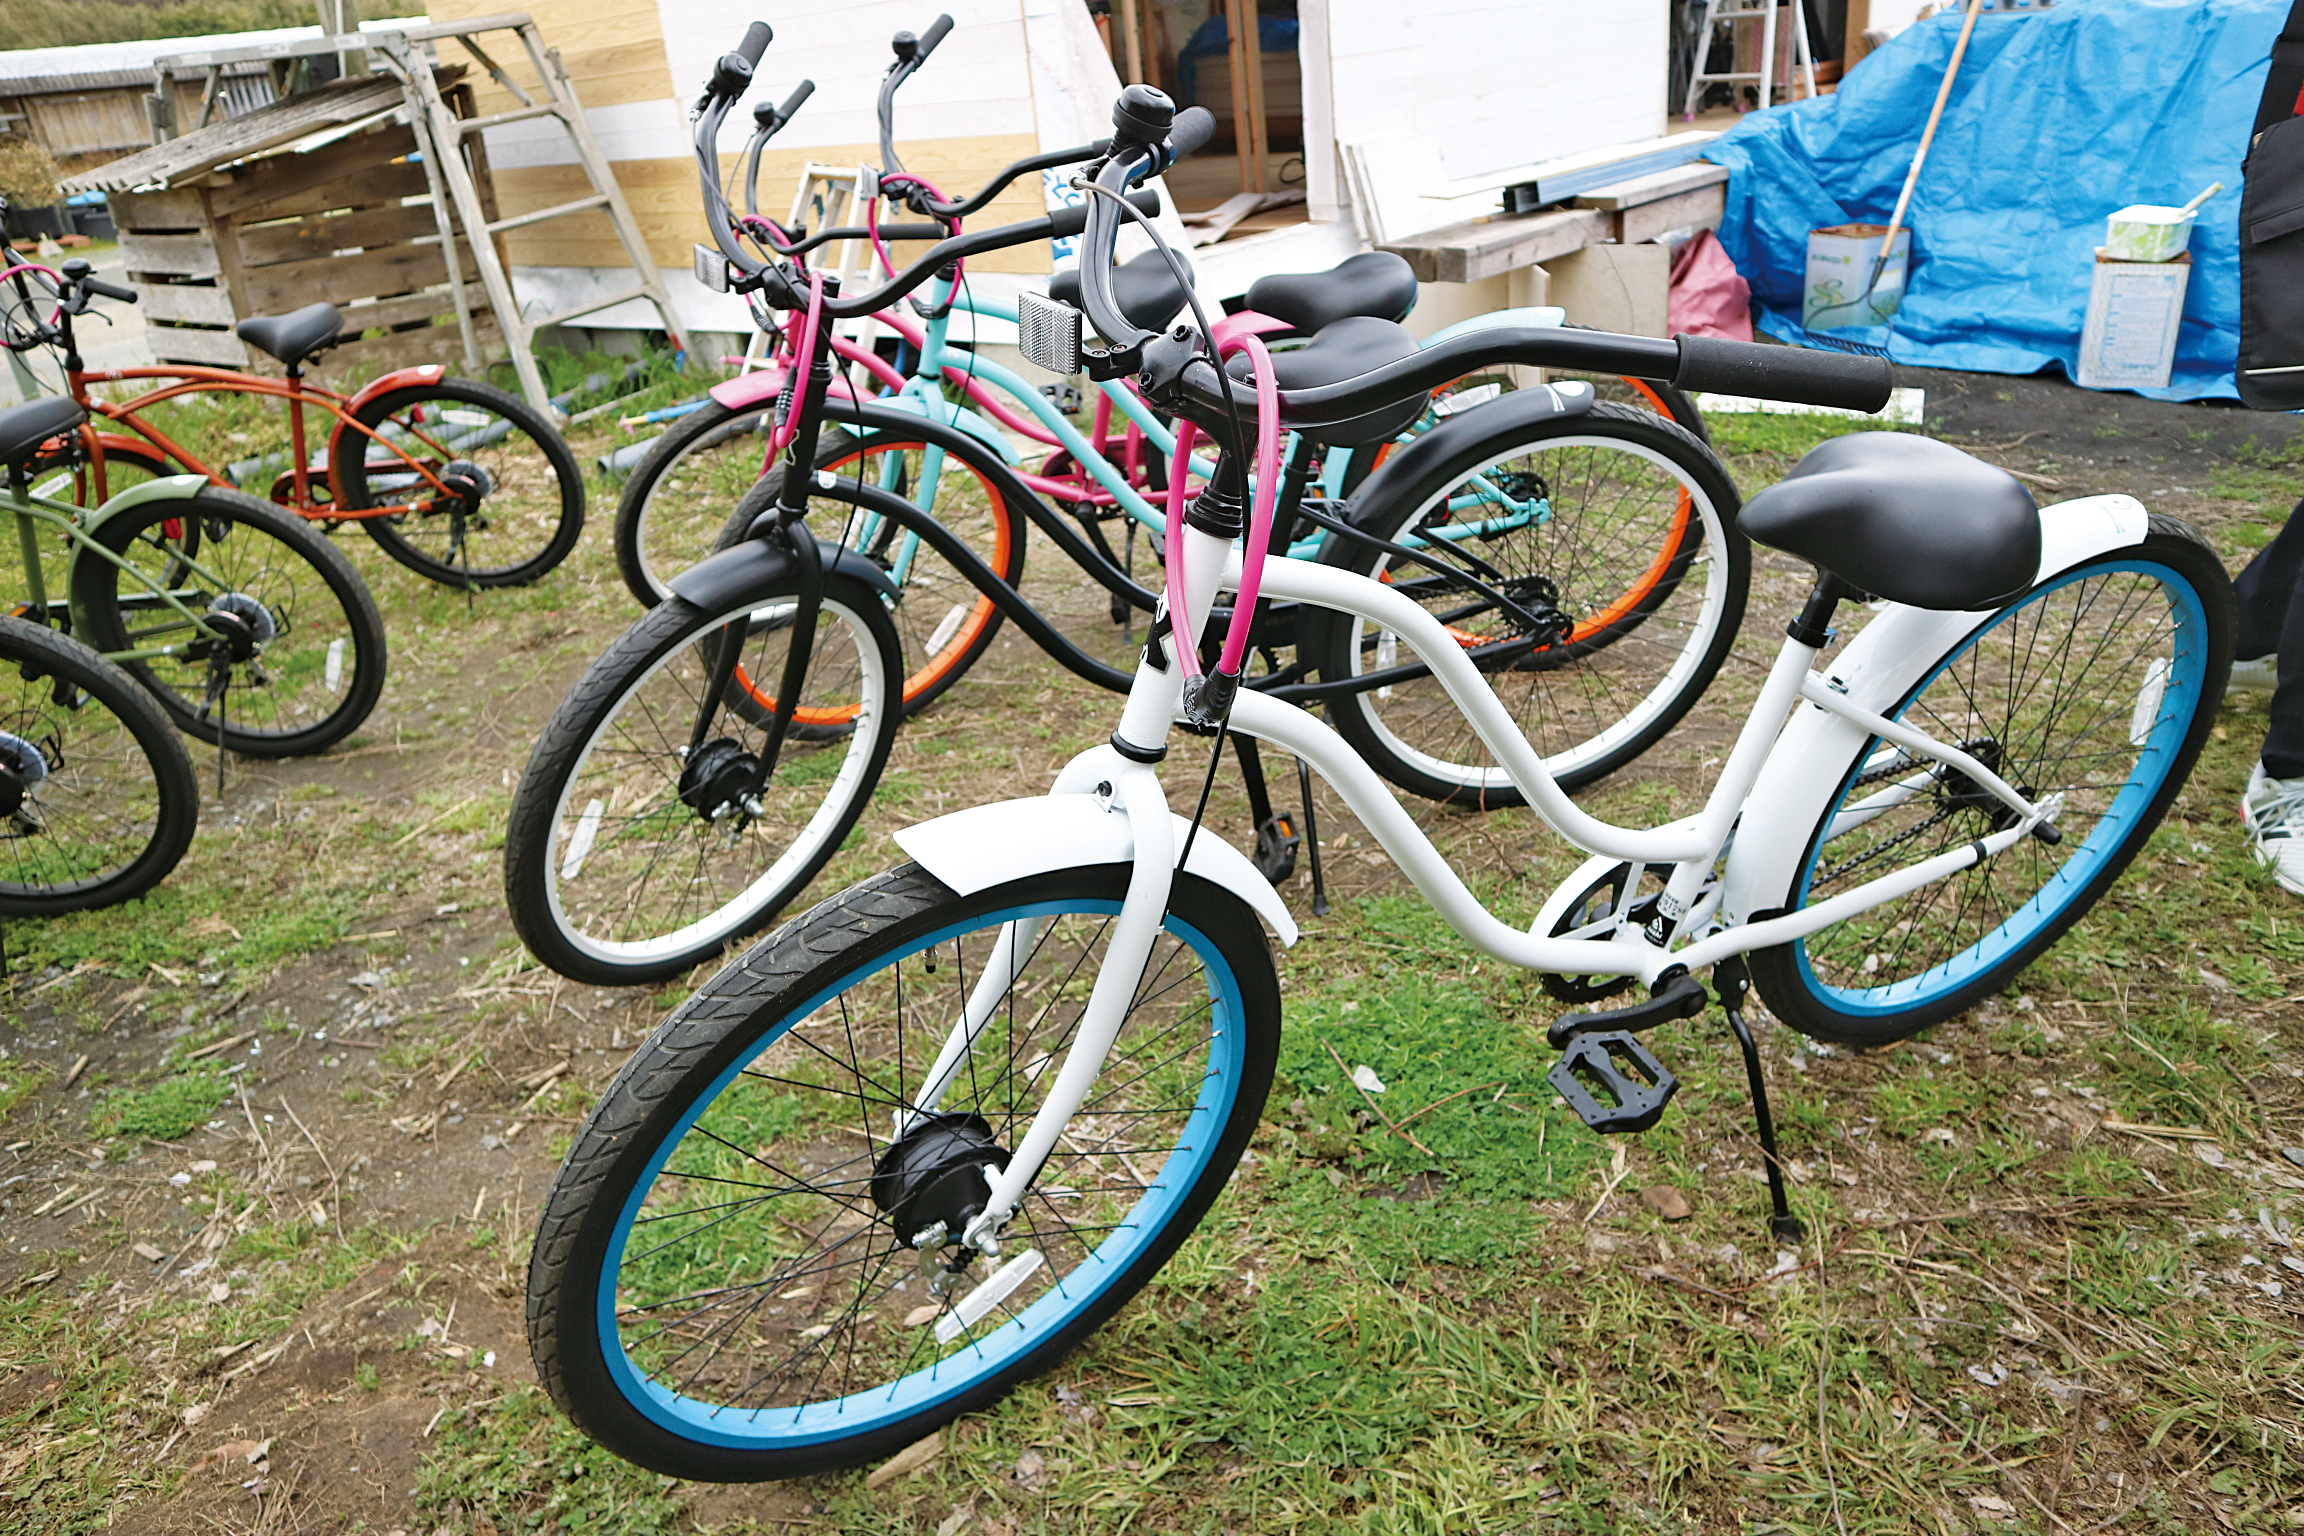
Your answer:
1715;957;1803;1243
201;660;229;797
1295;754;1329;918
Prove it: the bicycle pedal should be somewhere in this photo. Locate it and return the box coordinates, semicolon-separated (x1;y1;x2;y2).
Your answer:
1252;812;1300;883
1546;970;1706;1049
1547;1031;1677;1134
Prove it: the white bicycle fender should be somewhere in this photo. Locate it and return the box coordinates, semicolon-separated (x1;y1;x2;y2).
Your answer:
1718;493;2154;926
893;794;1298;946
871;393;1020;464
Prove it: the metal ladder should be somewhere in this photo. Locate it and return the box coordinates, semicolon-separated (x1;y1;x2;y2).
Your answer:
1680;0;1819;119
370;14;688;417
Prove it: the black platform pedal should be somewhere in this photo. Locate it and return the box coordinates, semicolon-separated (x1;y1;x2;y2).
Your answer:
1547;1031;1678;1134
1253;812;1300;883
1546;970;1707;1050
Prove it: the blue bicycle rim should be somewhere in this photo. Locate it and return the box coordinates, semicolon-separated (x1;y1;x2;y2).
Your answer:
1790;555;2208;1018
595;897;1248;1449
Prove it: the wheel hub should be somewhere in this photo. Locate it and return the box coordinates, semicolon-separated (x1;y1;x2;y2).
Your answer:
1938;739;2029;832
677;737;761;822
0;731;50;831
202;593;276;661
871;1111;1009;1247
438;458;494;517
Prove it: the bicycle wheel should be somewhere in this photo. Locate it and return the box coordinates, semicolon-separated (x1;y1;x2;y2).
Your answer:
1749;516;2233;1047
336;376;585;588
526;861;1281;1480
71;485;387;758
0;615;198;917
713;435;1023;717
1311;400;1747;801
503;571;902;986
612;399;776;607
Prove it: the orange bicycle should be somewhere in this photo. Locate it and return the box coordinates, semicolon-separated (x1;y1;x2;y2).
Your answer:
2;253;585;590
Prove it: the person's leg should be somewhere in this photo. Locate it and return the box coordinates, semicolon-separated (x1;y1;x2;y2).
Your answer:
2242;500;2304;893
2232;497;2304;693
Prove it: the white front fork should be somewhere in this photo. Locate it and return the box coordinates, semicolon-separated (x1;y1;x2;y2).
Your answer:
953;524;1228;1253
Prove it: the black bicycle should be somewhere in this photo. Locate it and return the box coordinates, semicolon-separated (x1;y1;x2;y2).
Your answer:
505;22;1756;987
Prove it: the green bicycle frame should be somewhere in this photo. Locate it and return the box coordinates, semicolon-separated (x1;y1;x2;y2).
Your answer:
9;471;233;662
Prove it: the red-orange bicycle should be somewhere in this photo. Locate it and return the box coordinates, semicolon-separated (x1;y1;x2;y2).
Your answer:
2;253;585;590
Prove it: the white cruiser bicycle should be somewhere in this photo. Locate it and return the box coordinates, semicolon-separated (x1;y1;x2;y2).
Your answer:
524;91;2235;1481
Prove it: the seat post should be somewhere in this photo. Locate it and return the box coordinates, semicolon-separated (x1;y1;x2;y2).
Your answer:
1785;571;1861;650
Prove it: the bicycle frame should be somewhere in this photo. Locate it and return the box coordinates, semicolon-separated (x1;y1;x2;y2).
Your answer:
7;473;232;662
890;490;2149;1249
59;362;467;520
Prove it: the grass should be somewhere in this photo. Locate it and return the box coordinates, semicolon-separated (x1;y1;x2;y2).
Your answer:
1;364;2300;1534
89;1064;230;1141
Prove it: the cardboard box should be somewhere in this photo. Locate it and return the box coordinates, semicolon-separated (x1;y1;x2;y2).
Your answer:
2076;248;2190;391
1805;223;1910;330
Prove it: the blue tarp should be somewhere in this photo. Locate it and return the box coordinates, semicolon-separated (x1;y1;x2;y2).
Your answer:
1705;0;2284;401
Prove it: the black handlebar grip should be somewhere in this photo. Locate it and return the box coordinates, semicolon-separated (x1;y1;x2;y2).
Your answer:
736;22;772;67
918;13;955;59
83;276;138;304
1044;187;1162;243
1167;106;1216;163
1672;334;1894;413
779;79;816;121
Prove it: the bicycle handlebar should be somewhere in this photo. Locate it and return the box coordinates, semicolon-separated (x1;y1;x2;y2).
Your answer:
877;16;954;177
1062;87;1891;423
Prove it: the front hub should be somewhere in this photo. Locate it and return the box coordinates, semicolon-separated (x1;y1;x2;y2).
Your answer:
677;737;761;822
871;1112;1010;1248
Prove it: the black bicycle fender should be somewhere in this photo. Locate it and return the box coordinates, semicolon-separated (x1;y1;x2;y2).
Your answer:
668;535;898;612
1326;381;1597;561
826;399;1154;610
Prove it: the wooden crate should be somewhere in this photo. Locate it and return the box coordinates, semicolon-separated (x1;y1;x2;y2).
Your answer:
102;89;501;382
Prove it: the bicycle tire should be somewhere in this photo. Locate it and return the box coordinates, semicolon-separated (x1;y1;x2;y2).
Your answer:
0;614;199;917
1311;400;1748;802
1748;516;2233;1046
336;376;585;588
712;435;1024;717
611;398;777;607
504;573;903;986
526;860;1281;1479
70;485;387;758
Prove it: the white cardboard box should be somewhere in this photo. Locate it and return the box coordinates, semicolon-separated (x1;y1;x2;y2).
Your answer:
1804;223;1910;330
2076;248;2190;390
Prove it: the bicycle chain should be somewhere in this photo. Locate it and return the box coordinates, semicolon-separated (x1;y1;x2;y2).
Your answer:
1811;751;1964;890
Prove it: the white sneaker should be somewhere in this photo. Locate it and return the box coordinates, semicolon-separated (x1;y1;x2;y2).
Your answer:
2229;655;2277;695
2242;762;2304;896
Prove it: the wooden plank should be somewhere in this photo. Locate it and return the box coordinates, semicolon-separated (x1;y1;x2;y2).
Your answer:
146;325;250;368
233;203;441;267
60;73;406;194
1573;161;1728;213
121;233;221;280
240;240;475;312
340;291;466;332
108;187;207;231
490;138;1047;272
138;284;237;327
310;322;504;381
235;160;433;225
204;127;421;219
1378;207;1611;285
421;0;675;111
1616;182;1727;246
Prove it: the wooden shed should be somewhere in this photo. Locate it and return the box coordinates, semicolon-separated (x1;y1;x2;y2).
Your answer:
58;69;498;380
